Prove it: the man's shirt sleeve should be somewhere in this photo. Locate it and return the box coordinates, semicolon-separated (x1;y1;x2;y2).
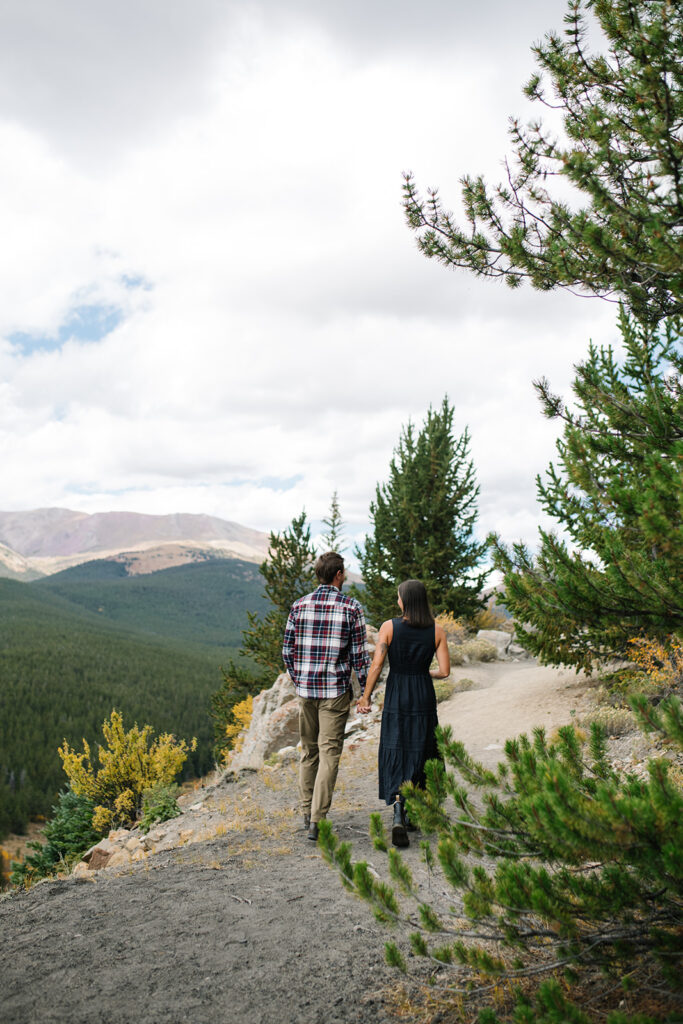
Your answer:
349;605;370;685
282;607;297;680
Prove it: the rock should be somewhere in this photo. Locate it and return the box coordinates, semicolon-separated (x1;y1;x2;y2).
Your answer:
476;629;511;658
508;642;528;658
142;827;167;843
87;847;113;871
229;673;300;771
276;745;299;764
71;862;90;877
125;837;143;853
107;829;130;843
107;849;132;869
82;837;117;870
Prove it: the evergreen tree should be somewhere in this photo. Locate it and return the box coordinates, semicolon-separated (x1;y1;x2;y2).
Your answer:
10;789;103;886
320;694;683;1020
355;398;487;625
403;0;683;326
320;491;346;553
490;312;683;670
241;511;317;674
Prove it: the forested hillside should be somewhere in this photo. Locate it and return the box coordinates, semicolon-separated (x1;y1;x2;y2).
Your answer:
0;562;266;840
33;557;266;653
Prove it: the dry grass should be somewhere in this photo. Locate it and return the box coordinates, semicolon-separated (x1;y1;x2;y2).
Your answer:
580;705;637;737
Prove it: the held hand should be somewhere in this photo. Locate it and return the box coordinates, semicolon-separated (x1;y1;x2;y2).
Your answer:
356;696;371;714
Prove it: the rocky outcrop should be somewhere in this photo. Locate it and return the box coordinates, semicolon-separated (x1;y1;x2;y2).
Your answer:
229;626;383;772
229;673;300;771
476;629;512;658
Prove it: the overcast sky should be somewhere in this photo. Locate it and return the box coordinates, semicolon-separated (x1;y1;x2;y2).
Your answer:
0;0;618;566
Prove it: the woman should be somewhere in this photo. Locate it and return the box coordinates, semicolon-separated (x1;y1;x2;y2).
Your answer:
357;580;450;848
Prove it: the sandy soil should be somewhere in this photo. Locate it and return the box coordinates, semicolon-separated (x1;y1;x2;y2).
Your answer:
0;658;596;1024
440;660;593;767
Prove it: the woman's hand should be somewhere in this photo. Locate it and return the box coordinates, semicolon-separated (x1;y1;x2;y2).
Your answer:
356;696;372;714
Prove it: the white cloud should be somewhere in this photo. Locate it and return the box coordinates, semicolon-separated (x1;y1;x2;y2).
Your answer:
0;0;621;570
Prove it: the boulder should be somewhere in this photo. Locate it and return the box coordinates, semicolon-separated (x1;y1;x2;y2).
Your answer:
229;672;300;771
476;629;511;658
106;849;132;869
86;846;114;871
508;642;529;658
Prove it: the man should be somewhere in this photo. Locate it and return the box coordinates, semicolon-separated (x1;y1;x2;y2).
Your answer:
283;551;369;841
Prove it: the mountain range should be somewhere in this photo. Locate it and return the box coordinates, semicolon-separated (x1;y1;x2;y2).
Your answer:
0;508;270;579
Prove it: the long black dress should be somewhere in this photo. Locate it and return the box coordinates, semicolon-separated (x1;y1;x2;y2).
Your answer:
378;617;439;804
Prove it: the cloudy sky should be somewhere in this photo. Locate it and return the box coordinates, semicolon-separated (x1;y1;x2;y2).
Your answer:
0;0;618;564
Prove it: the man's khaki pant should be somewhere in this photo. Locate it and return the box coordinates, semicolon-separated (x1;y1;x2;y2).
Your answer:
298;691;351;823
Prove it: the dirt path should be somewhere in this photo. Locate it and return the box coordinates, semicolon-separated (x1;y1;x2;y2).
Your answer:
439;661;593;767
0;659;595;1024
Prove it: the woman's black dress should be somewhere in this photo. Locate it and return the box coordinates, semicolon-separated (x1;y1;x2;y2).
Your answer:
378;617;439;804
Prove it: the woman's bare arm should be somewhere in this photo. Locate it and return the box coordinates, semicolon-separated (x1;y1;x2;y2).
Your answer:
356;619;393;713
430;624;451;679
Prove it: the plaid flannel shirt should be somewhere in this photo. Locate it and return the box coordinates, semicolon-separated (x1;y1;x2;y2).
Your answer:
282;585;369;699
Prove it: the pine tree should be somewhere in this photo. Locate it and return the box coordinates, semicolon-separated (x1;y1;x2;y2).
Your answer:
403;0;683;326
320;695;683;1020
241;511;317;674
490;312;683;670
320;491;346;553
355;398;488;625
10;789;103;886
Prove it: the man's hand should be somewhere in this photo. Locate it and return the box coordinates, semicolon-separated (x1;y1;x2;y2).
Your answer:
356;696;372;714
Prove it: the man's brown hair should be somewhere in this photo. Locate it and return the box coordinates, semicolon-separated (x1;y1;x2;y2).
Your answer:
315;551;344;585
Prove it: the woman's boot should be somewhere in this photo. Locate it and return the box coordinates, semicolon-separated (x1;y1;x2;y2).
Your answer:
391;801;409;848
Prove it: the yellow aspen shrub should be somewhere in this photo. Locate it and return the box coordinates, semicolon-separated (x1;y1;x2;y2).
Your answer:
59;709;196;830
222;696;254;764
627;635;683;692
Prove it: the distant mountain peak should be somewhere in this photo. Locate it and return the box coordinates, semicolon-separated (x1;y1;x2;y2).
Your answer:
0;508;270;578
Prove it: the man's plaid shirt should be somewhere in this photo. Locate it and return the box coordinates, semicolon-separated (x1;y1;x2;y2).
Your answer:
282;585;369;699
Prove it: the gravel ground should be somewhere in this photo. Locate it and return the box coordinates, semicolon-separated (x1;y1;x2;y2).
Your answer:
0;745;416;1024
0;661;599;1024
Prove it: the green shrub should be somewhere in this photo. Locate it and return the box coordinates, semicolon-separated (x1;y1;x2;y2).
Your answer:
10;789;103;887
139;782;181;834
321;694;683;1017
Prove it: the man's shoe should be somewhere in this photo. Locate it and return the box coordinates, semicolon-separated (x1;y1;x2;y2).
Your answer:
303;813;311;829
307;822;319;842
391;802;409;848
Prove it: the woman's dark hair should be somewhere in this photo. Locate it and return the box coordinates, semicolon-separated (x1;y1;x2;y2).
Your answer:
398;580;435;628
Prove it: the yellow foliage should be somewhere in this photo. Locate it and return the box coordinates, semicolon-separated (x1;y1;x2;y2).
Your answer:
470;607;512;632
435;612;467;644
59;709;196;830
0;848;11;889
627;635;683;691
222;696;254;764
